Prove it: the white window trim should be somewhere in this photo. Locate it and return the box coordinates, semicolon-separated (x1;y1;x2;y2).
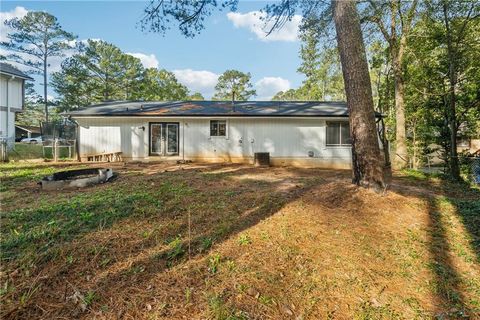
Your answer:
325;121;351;148
209;119;229;139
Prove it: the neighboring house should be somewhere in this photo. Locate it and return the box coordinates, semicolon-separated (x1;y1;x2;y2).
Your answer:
458;137;480;154
15;125;41;141
0;63;33;148
457;125;480;154
68;100;382;168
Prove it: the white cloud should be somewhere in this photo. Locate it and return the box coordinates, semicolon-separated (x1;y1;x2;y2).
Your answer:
0;48;28;71
227;11;301;42
0;6;28;42
255;76;291;100
173;69;219;98
126;52;159;69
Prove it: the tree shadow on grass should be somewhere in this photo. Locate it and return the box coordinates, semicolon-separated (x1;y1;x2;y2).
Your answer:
425;198;471;318
3;164;329;319
392;175;480;318
447;196;480;263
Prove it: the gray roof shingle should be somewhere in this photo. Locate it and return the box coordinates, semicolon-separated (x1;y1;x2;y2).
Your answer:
0;62;34;80
68;100;376;118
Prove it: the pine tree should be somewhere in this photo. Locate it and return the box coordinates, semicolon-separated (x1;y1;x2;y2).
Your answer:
1;11;76;122
213;70;256;101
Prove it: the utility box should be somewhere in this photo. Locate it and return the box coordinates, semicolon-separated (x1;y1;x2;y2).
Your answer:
254;152;270;167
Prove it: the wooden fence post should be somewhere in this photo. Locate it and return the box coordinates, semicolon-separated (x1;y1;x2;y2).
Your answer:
54;138;59;162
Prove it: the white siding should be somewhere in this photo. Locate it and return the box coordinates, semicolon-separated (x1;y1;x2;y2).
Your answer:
0;110;15;141
0;75;23;108
75;117;352;168
0;75;23;146
77;118;148;159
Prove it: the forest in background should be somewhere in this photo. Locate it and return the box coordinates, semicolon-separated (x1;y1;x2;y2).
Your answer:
2;1;479;179
271;1;479;175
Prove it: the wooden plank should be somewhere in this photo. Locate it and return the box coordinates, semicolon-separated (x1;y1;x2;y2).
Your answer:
83;151;123;162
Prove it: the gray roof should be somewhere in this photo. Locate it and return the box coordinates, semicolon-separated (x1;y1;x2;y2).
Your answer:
15;125;41;133
0;62;34;80
68;100;373;118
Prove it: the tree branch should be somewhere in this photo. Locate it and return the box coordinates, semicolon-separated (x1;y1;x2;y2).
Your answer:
179;1;207;28
366;0;391;43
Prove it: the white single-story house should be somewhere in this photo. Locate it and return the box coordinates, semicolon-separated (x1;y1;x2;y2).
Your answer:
68;100;381;168
0;63;33;148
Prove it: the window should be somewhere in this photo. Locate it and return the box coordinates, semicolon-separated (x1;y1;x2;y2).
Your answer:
210;120;226;137
456;138;469;148
326;121;351;146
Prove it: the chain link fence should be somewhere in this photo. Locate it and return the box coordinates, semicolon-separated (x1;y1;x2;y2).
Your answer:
3;120;78;162
467;156;480;184
40;120;78;161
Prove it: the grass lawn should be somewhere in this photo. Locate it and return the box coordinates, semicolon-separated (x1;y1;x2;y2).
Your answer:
0;162;479;319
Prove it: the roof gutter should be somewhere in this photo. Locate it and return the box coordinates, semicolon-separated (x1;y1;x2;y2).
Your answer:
68;115;353;120
0;71;34;81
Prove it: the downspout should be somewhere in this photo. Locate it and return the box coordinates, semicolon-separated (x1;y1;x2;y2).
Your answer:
182;121;185;161
68;116;81;162
5;77;9;142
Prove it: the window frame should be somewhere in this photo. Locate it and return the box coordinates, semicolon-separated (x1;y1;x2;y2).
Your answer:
210;119;227;138
148;122;180;156
326;121;351;147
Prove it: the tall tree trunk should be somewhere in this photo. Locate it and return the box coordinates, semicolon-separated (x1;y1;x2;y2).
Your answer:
393;61;408;169
367;0;417;170
447;84;460;179
105;74;109;101
333;0;388;190
43;55;49;123
412;120;417;169
443;3;460;180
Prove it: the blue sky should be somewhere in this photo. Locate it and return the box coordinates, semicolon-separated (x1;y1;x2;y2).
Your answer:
1;1;306;100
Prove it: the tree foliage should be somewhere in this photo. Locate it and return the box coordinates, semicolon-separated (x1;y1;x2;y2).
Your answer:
213;69;256;101
271;89;298;101
296;25;344;101
1;11;76;121
366;0;480;177
273;26;345;101
51;40;189;110
141;0;238;37
134;68;188;101
188;92;205;100
15;82;45;126
404;0;480;177
361;0;419;169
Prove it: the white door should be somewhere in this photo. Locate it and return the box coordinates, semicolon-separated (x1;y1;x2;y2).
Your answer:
150;123;179;156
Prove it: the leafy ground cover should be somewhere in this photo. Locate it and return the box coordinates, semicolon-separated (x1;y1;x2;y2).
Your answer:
0;162;478;319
